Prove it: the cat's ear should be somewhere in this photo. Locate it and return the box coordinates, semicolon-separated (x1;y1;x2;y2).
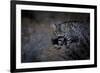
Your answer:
61;23;66;32
51;24;57;31
50;24;58;36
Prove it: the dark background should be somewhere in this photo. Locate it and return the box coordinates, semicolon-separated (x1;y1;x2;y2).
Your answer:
21;10;90;63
